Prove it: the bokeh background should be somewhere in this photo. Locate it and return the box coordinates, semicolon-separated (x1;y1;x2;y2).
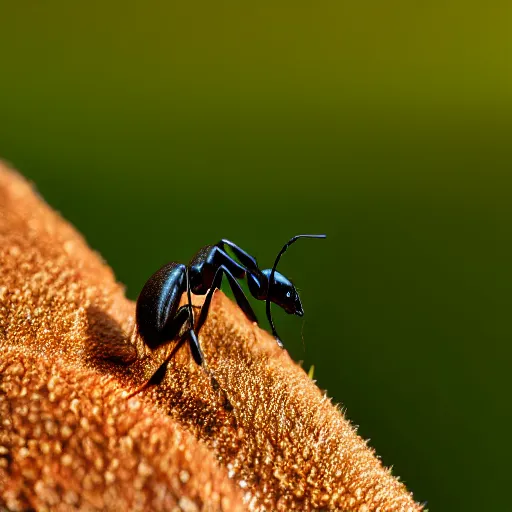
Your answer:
1;3;510;510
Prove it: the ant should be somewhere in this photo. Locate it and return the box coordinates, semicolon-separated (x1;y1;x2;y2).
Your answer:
135;234;326;376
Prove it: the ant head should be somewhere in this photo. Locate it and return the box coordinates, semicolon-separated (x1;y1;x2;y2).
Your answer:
265;234;326;343
261;268;304;317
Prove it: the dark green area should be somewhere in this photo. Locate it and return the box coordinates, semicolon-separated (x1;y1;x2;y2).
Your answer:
1;3;510;510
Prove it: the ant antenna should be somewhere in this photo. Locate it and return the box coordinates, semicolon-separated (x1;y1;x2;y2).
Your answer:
266;234;326;347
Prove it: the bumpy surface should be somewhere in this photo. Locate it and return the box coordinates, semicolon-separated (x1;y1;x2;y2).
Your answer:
0;164;422;511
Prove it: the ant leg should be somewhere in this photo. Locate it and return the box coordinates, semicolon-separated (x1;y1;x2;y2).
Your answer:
129;304;195;396
218;266;258;324
185;268;204;365
140;336;188;389
161;305;191;340
196;265;257;334
149;262;213;369
216;239;260;274
192;265;252;412
206;247;246;279
191;246;246;283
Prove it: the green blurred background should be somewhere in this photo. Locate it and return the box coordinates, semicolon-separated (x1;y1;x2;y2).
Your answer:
1;3;510;510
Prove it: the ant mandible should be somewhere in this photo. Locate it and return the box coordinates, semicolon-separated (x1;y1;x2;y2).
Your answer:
136;234;326;368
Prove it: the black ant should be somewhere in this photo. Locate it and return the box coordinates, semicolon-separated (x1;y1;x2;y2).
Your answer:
135;234;326;375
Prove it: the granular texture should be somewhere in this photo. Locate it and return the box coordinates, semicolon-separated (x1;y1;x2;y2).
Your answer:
0;164;422;511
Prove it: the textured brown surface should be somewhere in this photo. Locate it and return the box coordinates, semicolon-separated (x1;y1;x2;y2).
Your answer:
0;164;422;511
